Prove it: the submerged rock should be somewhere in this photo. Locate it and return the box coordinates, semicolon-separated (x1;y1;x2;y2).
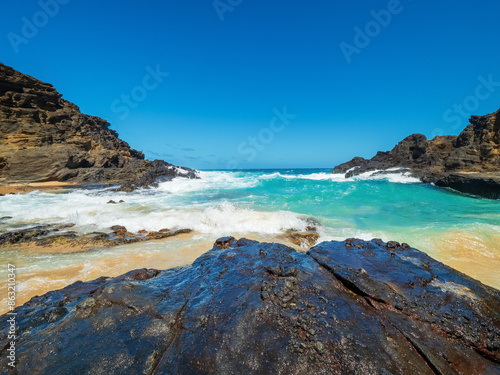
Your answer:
332;108;500;199
1;238;498;374
0;224;75;246
282;231;320;247
0;224;192;251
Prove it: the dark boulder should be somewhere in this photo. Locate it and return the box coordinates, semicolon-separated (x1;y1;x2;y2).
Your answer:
1;238;498;374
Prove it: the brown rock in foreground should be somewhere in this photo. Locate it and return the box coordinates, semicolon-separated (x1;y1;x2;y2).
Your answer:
0;63;197;189
1;238;498;374
333;108;500;199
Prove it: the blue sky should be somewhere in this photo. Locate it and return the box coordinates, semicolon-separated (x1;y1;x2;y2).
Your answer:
1;0;500;169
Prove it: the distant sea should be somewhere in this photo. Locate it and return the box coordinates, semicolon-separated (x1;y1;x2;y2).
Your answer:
1;168;499;311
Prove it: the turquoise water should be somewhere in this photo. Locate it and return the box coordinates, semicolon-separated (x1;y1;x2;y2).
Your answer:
1;168;499;246
192;169;500;233
1;168;499;290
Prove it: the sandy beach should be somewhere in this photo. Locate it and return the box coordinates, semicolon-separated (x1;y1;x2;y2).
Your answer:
0;181;77;195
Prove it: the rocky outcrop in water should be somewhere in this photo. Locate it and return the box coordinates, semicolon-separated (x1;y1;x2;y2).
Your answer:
0;223;192;252
0;63;197;188
333;108;500;199
1;237;499;374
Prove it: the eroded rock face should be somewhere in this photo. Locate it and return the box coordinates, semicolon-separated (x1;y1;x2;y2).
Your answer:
0;63;197;187
332;108;500;198
1;238;498;374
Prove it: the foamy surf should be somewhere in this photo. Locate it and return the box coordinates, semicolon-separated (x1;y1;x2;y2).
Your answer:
258;170;421;183
0;189;314;236
349;168;421;184
154;170;260;194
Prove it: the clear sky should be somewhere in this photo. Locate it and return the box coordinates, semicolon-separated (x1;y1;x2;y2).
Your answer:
1;0;500;169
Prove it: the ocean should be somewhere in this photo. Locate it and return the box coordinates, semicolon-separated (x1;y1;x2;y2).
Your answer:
1;168;499;311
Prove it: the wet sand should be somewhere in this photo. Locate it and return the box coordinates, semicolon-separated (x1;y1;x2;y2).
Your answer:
0;231;206;314
431;230;500;289
0;181;76;195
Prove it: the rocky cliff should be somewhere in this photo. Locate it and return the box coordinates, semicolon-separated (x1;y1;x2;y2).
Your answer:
0;63;197;188
333;108;500;198
1;237;499;374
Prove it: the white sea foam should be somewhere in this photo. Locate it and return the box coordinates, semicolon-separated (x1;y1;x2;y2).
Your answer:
345;166;359;174
163;201;309;235
351;170;421;184
0;186;311;236
155;171;259;194
67;200;310;235
258;170;420;184
259;172;343;181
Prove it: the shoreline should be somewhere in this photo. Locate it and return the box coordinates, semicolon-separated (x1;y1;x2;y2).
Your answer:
0;181;77;195
0;171;498;315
